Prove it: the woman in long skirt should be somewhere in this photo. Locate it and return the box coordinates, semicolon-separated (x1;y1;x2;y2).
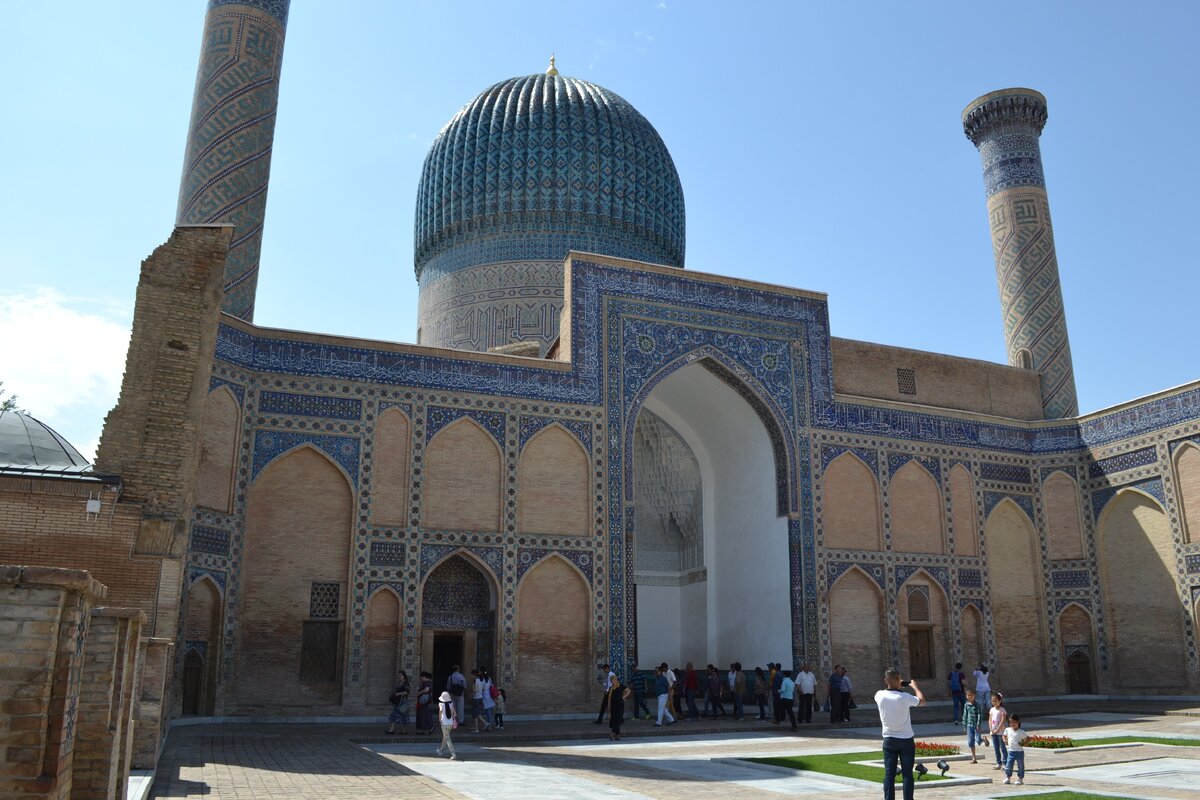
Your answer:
416;671;435;734
609;681;631;740
385;670;410;734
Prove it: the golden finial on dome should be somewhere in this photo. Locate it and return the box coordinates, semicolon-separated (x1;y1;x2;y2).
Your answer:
547;54;559;76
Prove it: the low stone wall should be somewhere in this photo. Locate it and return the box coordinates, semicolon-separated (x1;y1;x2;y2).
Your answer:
131;638;173;771
71;607;145;800
0;565;107;799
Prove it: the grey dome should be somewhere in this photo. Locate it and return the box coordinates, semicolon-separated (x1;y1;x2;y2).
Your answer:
0;411;90;471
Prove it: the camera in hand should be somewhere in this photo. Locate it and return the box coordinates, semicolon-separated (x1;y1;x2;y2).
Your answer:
900;680;911;687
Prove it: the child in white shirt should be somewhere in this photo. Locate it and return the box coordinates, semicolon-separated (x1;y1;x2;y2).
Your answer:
1001;714;1029;785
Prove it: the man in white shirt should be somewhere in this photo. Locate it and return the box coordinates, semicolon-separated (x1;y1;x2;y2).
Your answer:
795;663;817;723
874;668;926;800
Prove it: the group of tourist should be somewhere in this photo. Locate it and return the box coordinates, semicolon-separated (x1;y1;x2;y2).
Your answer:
383;664;508;760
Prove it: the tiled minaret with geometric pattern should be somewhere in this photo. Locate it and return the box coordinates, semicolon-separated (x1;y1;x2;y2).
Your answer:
176;0;290;322
963;88;1079;419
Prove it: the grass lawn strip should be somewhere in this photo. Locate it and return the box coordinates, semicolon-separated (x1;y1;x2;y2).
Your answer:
1072;735;1200;748
746;752;949;782
988;793;1140;800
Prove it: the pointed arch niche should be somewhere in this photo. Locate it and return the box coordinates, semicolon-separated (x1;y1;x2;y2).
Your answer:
983;500;1046;694
423;418;502;531
420;553;497;692
182;577;221;715
1097;490;1185;688
1058;603;1095;694
823;453;882;551
373;407;411;527
513;555;591;711
890;461;945;554
1175;443;1200;544
237;445;352;707
632;360;790;669
960;603;986;672
1043;471;1085;560
827;568;886;680
365;588;403;706
518;424;590;536
949;464;977;556
195;386;240;512
898;572;951;685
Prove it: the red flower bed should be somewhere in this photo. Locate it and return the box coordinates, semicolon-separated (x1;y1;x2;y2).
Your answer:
914;741;961;756
1023;735;1074;749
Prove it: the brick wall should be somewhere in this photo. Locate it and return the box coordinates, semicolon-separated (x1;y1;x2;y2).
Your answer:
372;408;411;527
948;464;978;556
1043;471;1084;560
423;420;501;531
0;566;106;800
983;503;1047;695
194;386;240;513
513;557;591;711
821;454;881;550
828;569;887;687
517;426;590;536
71;607;143;800
889;462;945;554
1176;444;1200;543
131;639;171;770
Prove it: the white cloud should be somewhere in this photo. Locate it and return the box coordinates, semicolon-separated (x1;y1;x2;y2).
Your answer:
0;287;131;461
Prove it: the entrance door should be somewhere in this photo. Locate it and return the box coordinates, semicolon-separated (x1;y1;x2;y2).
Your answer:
182;650;204;715
908;629;934;678
432;633;464;695
1066;651;1093;694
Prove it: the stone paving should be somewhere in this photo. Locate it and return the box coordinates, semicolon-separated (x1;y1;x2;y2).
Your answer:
150;700;1200;799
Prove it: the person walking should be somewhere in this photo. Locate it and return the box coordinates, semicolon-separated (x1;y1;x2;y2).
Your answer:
609;679;632;740
385;669;410;735
654;666;675;726
707;665;727;719
839;666;853;722
446;665;466;724
493;685;507;730
753;666;769;720
771;663;785;723
779;670;797;730
480;669;496;731
471;669;488;732
796;663;816;724
1001;714;1029;785
416;671;435;734
828;664;844;724
435;690;459;760
973;663;992;705
962;688;983;763
875;668;926;800
732;663;746;721
987;692;1009;769
948;662;967;724
630;667;651;720
594;663;616;724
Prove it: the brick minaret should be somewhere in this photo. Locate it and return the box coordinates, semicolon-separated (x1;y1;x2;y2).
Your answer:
963;88;1079;419
176;0;291;321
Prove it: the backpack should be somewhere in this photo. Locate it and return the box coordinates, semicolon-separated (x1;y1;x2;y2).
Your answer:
449;682;464;696
490;683;501;700
949;671;962;692
388;691;401;705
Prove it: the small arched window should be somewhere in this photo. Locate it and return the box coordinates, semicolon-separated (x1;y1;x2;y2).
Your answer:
1016;349;1033;370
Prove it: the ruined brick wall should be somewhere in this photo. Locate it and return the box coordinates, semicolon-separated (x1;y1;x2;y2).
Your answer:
95;225;231;557
0;566;106;800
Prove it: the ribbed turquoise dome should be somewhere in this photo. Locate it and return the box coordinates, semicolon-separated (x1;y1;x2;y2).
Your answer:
414;71;686;282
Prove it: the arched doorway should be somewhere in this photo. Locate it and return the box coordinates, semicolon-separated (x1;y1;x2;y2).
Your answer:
421;554;497;692
1066;650;1094;694
632;360;790;669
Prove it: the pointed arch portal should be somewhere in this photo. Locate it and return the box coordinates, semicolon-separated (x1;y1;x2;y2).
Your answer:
630;359;792;669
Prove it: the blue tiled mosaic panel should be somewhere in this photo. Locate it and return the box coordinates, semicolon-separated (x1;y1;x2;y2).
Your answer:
1051;570;1091;589
887;453;940;481
369;542;405;567
259;390;361;420
516;549;593;583
209;377;245;405
1187;554;1200;574
983;492;1035;522
821;446;878;477
188;567;226;591
980;462;1032;484
191;525;230;556
1087;447;1158;478
422;556;493;630
1090;478;1166;520
894;565;951;598
420;544;503;581
826;561;885;590
251;430;360;487
425;406;506;445
518;416;593;453
208;0;290;25
958;568;982;588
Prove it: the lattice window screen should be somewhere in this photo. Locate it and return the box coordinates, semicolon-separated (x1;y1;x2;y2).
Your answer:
897;368;917;395
309;582;341;619
906;585;931;622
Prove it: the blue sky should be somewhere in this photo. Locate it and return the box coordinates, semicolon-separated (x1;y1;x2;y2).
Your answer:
1;0;1196;458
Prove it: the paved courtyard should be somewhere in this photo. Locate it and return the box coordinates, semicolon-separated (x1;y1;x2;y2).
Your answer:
150;701;1200;799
